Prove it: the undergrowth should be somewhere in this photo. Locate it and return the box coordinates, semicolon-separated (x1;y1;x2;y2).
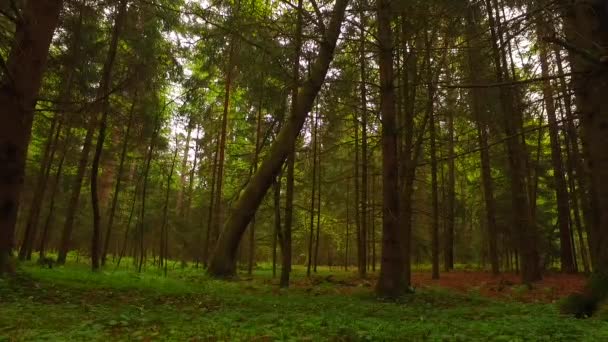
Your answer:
1;258;607;341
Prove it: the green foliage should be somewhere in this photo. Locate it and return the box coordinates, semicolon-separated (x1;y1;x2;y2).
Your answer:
2;265;608;341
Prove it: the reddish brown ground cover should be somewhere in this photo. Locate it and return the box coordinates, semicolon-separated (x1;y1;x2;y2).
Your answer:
411;271;587;302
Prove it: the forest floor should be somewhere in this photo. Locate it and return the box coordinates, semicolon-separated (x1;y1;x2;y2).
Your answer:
1;260;607;341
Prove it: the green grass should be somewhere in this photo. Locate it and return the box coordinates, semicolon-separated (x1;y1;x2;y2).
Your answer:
1;259;607;341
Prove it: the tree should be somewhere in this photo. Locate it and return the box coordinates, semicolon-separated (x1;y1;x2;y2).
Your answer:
558;0;608;275
0;0;63;274
376;0;406;298
207;0;350;277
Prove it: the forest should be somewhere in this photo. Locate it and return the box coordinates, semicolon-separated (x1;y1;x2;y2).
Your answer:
1;0;608;340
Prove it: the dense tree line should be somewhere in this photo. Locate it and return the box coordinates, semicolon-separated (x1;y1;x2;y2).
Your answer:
1;0;607;298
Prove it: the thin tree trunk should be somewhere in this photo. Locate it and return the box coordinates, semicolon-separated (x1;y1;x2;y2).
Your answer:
211;40;237;255
19;115;58;260
535;10;576;273
427;33;440;280
207;0;349;277
90;0;127;271
248;97;264;276
138;117;160;273
307;111;319;277
203;129;221;266
465;4;499;275
485;0;541;283
160;141;179;276
554;45;592;271
279;0;304;288
358;6;369;278
345;179;350;271
314;142;322;272
20;117;61;260
176;118;193;217
445;78;456;272
102;93;136;266
39;128;72;259
272;174;281;278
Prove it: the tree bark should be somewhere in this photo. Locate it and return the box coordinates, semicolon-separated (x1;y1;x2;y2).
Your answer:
0;0;63;274
376;0;406;297
207;0;349;278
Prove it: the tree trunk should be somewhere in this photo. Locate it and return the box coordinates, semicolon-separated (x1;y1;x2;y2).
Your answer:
376;0;406;297
559;0;608;275
176;118;193;217
485;0;541;283
102;93;136;266
19;116;61;260
160;141;179;276
444;77;456;272
534;10;576;273
39;128;72;259
279;0;303;288
272;174;281;278
138;116;160;272
426;33;440;280
554;49;591;273
90;0;127;271
248;98;264;276
307;111;319;277
465;3;499;275
314;140;322;272
203;129;221;266
211;40;237;256
0;0;63;274
359;7;369;278
207;0;349;277
345;179;350;271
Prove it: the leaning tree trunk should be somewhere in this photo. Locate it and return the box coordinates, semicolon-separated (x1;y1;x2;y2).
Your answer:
207;0;349;278
0;0;63;275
